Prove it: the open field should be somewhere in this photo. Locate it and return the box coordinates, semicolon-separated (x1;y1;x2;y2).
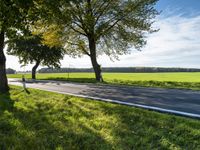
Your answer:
0;86;200;149
8;72;200;90
7;72;200;82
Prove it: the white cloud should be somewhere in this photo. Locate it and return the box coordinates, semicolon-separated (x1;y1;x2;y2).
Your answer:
5;13;200;70
129;14;200;68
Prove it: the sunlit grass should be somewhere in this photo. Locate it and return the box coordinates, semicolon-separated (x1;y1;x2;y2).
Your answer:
8;72;200;82
0;86;200;149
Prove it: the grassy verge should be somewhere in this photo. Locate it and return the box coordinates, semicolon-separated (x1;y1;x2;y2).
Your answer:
8;72;200;90
105;79;200;90
0;86;200;149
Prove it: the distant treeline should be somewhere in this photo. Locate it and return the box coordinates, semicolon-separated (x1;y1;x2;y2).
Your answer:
38;67;200;73
6;68;16;74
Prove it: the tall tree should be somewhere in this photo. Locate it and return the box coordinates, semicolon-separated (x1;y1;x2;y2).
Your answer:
0;0;34;92
42;0;159;82
7;31;65;79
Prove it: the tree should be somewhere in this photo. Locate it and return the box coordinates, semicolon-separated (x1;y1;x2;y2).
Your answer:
7;31;65;79
0;0;34;92
42;0;159;82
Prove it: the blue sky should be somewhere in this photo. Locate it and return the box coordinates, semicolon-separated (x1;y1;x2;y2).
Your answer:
157;0;200;12
6;0;200;70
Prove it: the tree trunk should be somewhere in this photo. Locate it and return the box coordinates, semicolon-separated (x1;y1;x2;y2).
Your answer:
0;30;9;93
32;61;40;80
88;36;103;82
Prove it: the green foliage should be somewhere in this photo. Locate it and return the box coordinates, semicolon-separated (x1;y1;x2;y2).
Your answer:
36;0;159;81
0;86;200;149
0;0;35;92
41;0;158;58
0;0;34;33
7;31;65;68
32;22;65;48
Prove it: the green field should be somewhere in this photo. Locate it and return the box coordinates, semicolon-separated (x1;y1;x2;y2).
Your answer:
7;72;200;82
0;86;200;149
8;72;200;90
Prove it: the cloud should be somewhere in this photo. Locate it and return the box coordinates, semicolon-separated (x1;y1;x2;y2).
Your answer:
104;13;200;68
5;12;200;70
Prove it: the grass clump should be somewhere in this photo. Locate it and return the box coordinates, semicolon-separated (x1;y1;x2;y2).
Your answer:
0;86;200;149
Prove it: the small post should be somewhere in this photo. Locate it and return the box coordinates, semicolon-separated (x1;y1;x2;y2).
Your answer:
22;75;26;90
99;65;103;82
67;63;70;80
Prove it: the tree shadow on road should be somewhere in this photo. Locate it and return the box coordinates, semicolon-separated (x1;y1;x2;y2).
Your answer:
46;77;97;83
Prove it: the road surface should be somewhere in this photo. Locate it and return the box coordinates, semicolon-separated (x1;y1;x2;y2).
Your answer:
8;78;200;118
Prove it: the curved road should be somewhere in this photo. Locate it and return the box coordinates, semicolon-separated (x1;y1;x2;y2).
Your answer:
8;78;200;118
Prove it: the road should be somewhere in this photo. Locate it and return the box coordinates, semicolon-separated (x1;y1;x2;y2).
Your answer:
8;78;200;118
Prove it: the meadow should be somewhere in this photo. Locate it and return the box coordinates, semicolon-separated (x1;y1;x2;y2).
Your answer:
0;86;200;149
8;72;200;90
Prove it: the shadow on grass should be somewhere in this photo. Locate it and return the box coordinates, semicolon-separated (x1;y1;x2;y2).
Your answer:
1;87;200;149
0;87;31;113
0;92;14;112
96;102;200;149
24;88;31;94
0;91;113;149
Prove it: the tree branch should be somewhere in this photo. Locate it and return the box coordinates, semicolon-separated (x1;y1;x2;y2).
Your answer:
94;0;112;25
70;26;87;36
71;3;89;35
96;16;122;39
66;41;91;56
96;0;146;39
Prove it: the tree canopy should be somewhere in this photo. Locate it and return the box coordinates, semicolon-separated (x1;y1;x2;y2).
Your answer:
40;0;159;81
0;0;33;31
7;31;65;79
0;0;35;92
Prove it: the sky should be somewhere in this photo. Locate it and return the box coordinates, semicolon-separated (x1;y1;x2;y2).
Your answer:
5;0;200;71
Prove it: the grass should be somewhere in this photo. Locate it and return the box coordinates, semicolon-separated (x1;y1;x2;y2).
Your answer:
0;86;200;149
8;72;200;90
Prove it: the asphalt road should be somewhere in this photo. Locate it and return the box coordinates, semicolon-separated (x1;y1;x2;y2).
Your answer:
8;78;200;118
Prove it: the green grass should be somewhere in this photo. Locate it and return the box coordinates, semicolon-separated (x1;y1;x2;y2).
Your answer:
8;72;200;90
8;72;200;82
0;86;200;149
